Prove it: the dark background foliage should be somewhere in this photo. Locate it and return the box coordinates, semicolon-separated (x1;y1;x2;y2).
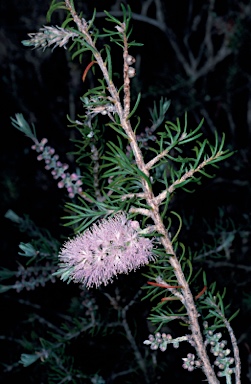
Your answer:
1;0;251;383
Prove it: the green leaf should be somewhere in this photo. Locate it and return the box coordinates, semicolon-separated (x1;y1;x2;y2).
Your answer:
11;114;36;141
104;44;112;80
87;8;97;31
193;140;207;168
20;353;41;367
128;42;144;47
103;10;122;25
207;309;223;320
149;98;170;130
61;16;74;29
170;211;182;243
228;309;240;323
100;28;121;37
0;285;13;293
107;123;128;139
209;150;234;164
185;259;193;283
127;93;141;119
180;118;204;142
0;268;17;281
46;0;68;23
198;169;215;178
203;271;207;287
71;40;97;60
109;38;124;48
18;242;37;257
216;292;225;316
121;3;132;29
134;166;152;188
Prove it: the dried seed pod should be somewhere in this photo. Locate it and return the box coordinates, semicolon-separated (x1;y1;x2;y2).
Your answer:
126;55;136;65
128;67;136;78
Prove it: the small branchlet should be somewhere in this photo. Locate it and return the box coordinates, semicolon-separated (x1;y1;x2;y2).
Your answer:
11;114;84;198
31;138;83;198
204;321;236;381
143;332;188;351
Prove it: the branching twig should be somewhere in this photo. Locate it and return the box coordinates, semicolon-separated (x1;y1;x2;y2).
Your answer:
155;152;224;206
105;290;150;382
206;298;241;384
96;0;233;83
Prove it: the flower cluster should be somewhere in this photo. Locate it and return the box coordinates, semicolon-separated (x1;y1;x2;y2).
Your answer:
182;353;202;371
31;138;83;198
204;322;235;378
144;333;203;372
143;332;187;351
136;126;157;148
14;263;57;292
22;26;78;50
82;96;116;120
57;212;154;288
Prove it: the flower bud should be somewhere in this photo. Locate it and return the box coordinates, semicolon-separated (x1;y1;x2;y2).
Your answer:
126;55;136;65
128;67;136;78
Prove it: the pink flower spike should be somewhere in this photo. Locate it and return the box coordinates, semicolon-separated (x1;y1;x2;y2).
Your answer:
57;213;154;288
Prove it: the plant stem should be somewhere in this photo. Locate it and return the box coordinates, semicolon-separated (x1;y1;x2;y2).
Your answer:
65;2;220;382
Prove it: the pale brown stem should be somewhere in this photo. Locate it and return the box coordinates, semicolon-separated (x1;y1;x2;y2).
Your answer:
155;153;224;206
